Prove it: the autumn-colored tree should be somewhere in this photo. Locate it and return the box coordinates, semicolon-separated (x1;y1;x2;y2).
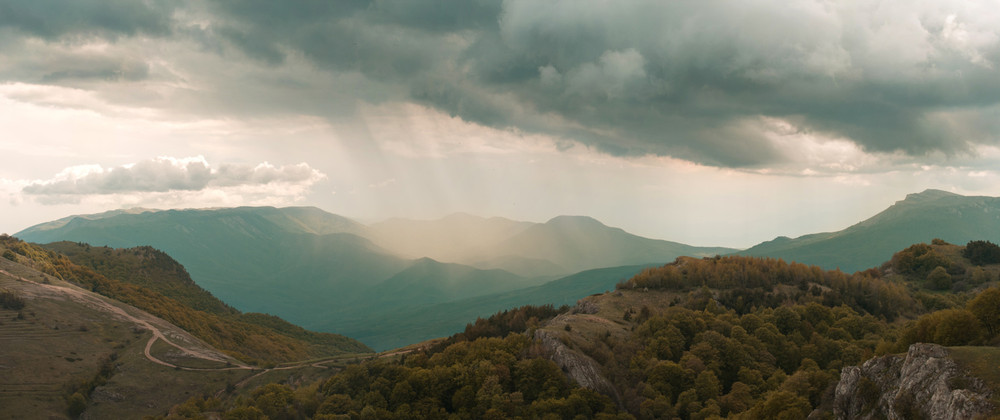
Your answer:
694;370;721;401
968;287;1000;336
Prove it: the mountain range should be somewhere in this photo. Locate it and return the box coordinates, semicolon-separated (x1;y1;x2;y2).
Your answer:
16;207;728;350
15;188;1000;349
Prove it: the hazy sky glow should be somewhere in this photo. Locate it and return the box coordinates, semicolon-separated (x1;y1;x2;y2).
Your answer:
3;0;1000;248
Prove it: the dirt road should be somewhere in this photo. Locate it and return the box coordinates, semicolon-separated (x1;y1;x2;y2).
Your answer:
1;269;252;371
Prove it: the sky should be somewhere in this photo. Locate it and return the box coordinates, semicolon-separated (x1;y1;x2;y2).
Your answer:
2;0;1000;249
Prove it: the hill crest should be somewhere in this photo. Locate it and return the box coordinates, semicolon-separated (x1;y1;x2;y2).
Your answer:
741;190;1000;272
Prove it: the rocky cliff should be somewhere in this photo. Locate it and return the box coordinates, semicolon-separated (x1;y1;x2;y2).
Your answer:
834;343;995;420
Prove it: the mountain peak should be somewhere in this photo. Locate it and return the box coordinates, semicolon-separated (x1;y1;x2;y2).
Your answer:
441;212;487;222
544;215;606;228
901;189;960;203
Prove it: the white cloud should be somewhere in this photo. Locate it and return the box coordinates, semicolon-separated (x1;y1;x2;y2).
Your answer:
20;156;326;205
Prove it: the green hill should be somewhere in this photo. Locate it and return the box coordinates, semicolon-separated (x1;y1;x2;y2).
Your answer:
740;189;1000;273
0;236;371;364
41;241;238;315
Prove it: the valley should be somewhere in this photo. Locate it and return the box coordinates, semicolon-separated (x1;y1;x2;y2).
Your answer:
6;189;1000;418
15;207;732;350
15;189;1000;350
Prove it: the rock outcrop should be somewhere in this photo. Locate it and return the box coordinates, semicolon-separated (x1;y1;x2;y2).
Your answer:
834;343;995;420
534;328;619;404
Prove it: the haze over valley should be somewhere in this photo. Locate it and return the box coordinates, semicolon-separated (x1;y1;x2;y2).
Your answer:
12;188;1000;351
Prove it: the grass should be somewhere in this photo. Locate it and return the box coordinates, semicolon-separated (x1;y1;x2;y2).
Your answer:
0;255;260;419
949;347;1000;391
948;346;1000;412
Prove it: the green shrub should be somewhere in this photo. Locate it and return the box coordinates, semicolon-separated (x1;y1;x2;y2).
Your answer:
66;392;87;418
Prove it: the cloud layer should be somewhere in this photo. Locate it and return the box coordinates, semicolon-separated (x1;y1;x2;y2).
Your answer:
2;0;1000;169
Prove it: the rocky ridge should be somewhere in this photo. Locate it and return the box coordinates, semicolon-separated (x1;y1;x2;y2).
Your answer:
834;343;995;420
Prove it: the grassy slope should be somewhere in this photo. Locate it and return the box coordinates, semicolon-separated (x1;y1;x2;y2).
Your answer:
3;236;371;363
0;242;257;419
949;346;1000;406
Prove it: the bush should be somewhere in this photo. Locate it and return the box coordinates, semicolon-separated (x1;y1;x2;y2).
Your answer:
927;267;952;291
2;249;15;261
66;392;87;418
0;290;25;311
893;244;951;275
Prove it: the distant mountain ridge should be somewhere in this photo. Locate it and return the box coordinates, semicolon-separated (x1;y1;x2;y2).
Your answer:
16;206;725;350
740;189;1000;272
369;214;735;276
490;215;734;273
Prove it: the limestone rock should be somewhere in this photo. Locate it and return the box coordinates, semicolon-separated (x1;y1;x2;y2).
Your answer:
834;343;994;420
534;328;618;403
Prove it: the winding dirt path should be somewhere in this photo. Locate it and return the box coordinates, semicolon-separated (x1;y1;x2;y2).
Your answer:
3;267;410;395
1;269;252;371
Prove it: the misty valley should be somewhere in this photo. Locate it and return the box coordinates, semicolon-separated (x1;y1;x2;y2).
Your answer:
2;190;1000;418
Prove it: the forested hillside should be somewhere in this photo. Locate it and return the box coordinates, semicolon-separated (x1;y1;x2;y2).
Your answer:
157;240;1000;419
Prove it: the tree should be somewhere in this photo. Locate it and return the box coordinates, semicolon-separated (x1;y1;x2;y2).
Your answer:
694;370;722;401
745;391;811;420
968;288;1000;336
964;241;1000;265
932;309;983;346
927;266;951;290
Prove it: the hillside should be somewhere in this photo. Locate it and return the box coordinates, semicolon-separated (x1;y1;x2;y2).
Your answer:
358;258;542;307
15;207;402;312
741;189;1000;272
0;237;258;419
0;236;371;364
41;241;238;315
158;240;1000;419
322;264;652;350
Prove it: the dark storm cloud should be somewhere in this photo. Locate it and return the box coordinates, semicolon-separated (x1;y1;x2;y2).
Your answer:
0;0;174;39
5;0;1000;168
